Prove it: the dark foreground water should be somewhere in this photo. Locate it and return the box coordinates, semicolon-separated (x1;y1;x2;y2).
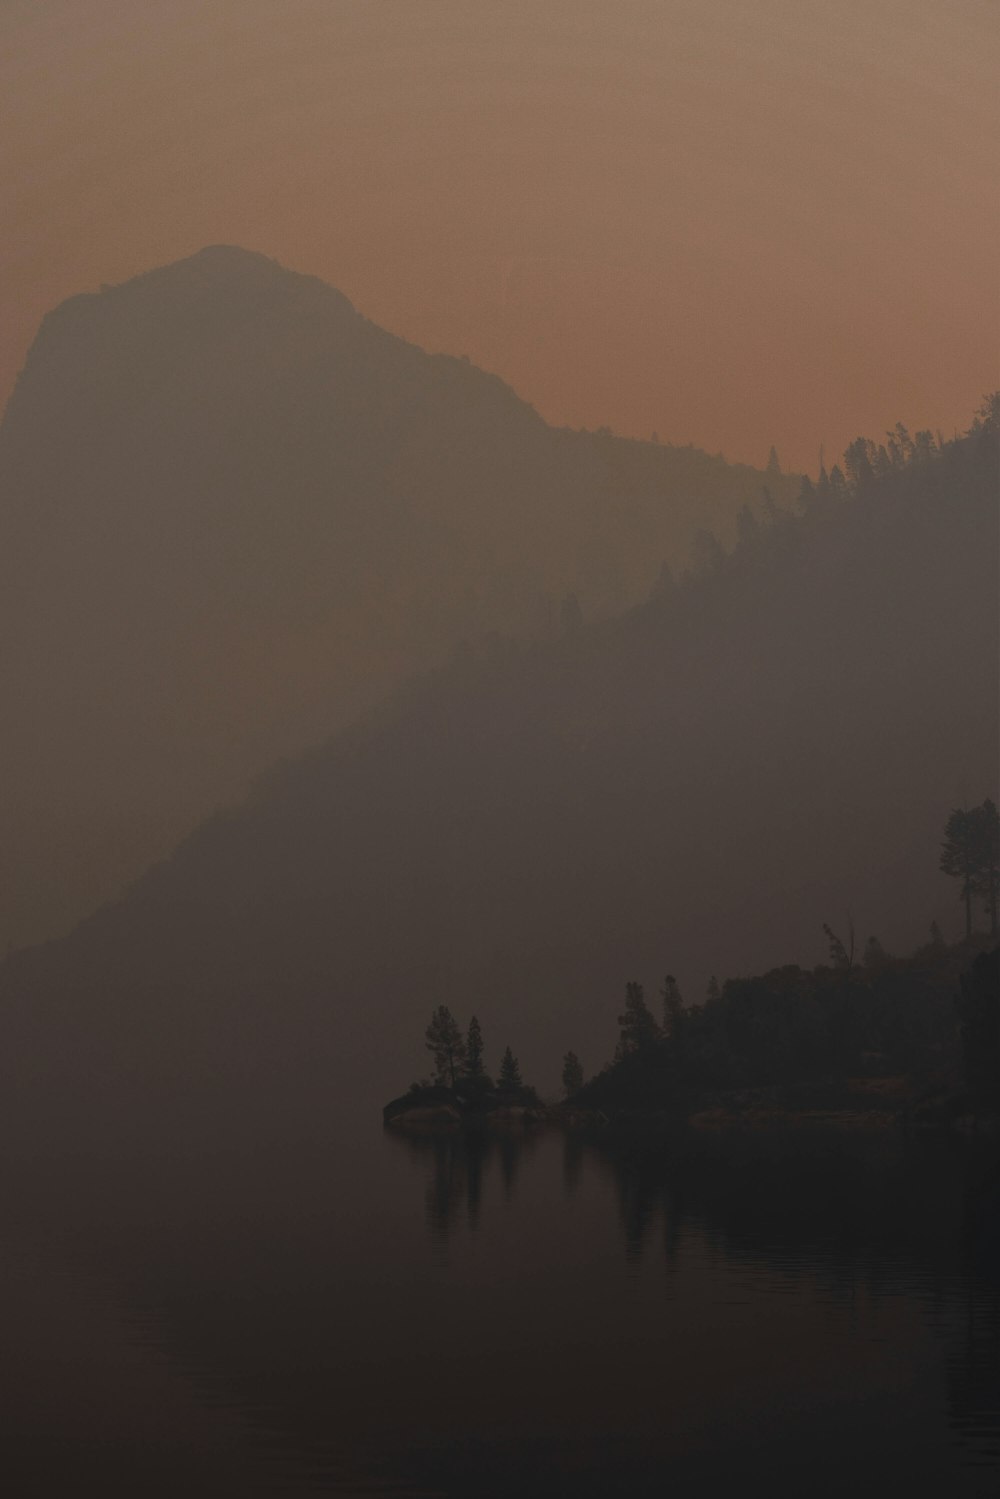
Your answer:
2;1118;998;1496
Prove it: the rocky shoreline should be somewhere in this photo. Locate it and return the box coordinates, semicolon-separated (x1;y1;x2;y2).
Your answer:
382;1083;548;1132
384;1077;999;1140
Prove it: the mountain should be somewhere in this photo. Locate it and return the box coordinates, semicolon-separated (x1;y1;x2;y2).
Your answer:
0;246;797;949
0;413;994;1155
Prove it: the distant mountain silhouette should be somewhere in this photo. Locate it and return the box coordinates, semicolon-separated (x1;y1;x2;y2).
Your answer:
0;246;796;946
0;414;994;1154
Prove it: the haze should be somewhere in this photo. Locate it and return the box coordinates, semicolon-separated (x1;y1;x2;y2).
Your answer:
0;8;998;1488
3;0;997;472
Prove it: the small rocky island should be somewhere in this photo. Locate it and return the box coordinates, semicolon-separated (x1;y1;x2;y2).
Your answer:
384;1008;549;1131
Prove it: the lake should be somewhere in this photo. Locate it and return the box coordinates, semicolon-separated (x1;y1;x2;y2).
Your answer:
1;1117;997;1495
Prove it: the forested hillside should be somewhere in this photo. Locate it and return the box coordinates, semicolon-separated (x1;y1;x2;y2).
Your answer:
0;402;994;1154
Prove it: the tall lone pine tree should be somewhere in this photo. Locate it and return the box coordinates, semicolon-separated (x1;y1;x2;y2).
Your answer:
617;982;661;1057
498;1046;523;1090
940;801;1000;938
425;1005;465;1087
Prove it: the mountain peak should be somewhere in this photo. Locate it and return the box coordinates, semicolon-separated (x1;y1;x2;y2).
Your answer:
114;244;357;314
0;245;805;952
187;243;277;265
165;243;302;284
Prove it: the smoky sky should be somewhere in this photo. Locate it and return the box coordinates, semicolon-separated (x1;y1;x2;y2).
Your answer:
2;0;997;471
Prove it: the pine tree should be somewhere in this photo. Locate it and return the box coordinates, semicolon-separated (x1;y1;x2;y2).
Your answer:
886;423;914;469
941;808;981;939
661;974;684;1031
843;437;876;491
941;799;1000;938
466;1015;485;1077
425;1005;465;1087
617;981;660;1056
760;485;779;526
913;429;936;464
705;976;721;1003
498;1046;522;1091
561;1051;584;1097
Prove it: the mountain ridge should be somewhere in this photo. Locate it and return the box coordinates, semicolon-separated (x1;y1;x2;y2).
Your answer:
0;246;797;948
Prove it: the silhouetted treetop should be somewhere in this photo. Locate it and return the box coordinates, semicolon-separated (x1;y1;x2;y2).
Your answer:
941;802;998;940
426;1006;466;1088
498;1046;523;1090
561;1051;584;1097
616;982;661;1058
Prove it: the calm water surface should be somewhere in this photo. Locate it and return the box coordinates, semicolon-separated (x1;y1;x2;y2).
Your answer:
2;1116;998;1496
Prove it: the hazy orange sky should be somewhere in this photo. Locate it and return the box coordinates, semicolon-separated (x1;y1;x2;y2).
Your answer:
2;0;997;471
